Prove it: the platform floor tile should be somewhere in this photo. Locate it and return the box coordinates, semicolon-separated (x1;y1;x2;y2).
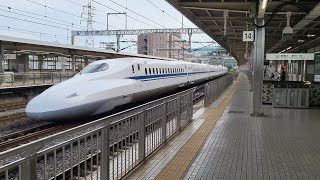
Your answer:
184;75;320;180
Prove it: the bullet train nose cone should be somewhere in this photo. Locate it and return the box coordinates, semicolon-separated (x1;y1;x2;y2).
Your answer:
26;95;105;121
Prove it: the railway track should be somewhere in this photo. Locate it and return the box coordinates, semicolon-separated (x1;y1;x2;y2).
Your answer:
0;123;79;152
0;112;28;123
0;100;27;112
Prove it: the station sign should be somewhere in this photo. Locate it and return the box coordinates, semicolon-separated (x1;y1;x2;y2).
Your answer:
266;53;314;61
4;54;16;59
242;31;254;42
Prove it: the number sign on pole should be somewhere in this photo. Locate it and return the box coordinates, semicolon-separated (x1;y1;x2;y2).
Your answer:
242;31;254;42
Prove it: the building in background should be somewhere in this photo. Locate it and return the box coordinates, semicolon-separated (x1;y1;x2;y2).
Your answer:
137;33;190;60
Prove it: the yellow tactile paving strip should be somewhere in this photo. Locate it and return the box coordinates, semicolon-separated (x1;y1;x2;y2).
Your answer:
155;75;242;180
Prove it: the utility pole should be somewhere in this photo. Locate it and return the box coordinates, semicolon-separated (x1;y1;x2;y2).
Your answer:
81;0;95;48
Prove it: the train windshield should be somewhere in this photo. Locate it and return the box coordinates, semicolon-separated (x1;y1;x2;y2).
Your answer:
81;63;109;74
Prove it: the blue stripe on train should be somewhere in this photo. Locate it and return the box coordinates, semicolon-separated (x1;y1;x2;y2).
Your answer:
127;71;218;81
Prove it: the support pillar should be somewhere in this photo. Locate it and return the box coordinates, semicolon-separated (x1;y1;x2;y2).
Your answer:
187;29;192;53
72;54;76;71
17;54;29;73
38;55;44;72
0;45;4;74
0;45;4;85
251;19;265;116
250;49;254;92
71;34;75;46
116;34;121;52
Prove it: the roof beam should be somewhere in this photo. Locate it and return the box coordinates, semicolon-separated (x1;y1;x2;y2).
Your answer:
181;6;250;14
196;16;292;22
267;3;320;52
179;2;254;12
287;36;320;53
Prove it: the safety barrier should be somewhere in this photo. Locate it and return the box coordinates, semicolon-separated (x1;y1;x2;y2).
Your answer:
204;74;236;107
0;74;236;180
0;72;76;88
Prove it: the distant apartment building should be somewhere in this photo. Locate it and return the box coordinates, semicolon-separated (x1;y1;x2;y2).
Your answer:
137;33;190;60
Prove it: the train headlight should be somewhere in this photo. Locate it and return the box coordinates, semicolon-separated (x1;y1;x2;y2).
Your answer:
66;92;80;98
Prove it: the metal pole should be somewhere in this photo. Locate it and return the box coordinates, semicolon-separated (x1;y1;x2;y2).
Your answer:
251;18;265;116
181;15;184;29
0;45;4;74
107;13;109;31
72;53;76;72
71;34;75;46
101;127;110;180
116;34;121;52
125;13;127;30
38;55;44;72
162;103;167;142
188;29;192;53
250;46;254;92
21;157;37;180
138;111;146;162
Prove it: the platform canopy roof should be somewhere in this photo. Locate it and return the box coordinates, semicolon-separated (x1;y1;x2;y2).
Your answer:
166;0;320;65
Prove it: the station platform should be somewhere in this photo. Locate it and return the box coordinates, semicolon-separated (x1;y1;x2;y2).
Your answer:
0;72;75;89
126;73;320;180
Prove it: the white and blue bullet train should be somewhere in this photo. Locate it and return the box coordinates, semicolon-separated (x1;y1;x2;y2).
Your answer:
26;58;228;121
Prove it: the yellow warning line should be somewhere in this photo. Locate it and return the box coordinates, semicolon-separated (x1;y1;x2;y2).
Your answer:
155;75;242;180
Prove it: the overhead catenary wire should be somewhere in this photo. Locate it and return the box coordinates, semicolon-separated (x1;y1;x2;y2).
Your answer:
0;5;86;30
91;0;159;29
24;0;111;28
0;6;86;30
0;14;69;30
0;25;87;43
145;0;182;26
107;0;166;28
67;0;151;29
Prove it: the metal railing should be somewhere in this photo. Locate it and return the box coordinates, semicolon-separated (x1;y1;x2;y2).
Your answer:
0;74;236;180
204;74;236;107
0;72;76;88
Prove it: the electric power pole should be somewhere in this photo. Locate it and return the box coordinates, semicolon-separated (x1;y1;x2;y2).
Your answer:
81;0;95;48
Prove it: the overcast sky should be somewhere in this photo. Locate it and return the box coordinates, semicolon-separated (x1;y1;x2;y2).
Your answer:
0;0;215;53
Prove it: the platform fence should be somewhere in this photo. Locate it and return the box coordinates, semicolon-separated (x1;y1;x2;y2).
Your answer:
0;74;236;180
0;72;76;88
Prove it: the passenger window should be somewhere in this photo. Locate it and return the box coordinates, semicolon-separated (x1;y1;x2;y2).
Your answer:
138;64;140;71
145;68;147;75
132;65;135;73
149;68;151;75
153;68;155;74
156;68;158;74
